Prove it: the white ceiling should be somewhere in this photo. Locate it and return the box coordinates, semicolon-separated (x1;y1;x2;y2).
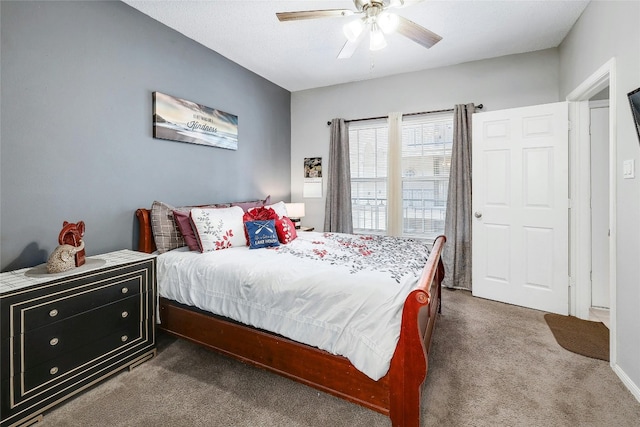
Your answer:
123;0;590;92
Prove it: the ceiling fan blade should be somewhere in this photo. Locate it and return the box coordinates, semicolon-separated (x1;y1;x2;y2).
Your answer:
396;15;442;49
337;36;363;59
276;9;354;22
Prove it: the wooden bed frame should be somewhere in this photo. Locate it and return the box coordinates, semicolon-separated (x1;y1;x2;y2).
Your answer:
135;208;445;427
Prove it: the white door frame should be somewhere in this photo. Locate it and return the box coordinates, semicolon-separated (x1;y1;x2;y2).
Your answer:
566;58;617;366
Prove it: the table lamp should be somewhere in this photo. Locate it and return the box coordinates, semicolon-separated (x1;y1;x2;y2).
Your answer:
284;203;305;229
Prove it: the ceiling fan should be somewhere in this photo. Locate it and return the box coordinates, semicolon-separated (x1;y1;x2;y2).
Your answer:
276;0;442;59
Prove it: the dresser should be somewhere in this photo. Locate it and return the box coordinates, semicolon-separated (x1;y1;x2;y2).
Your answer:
0;250;156;427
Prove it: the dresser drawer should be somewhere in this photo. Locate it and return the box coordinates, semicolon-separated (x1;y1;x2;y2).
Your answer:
21;275;143;334
22;294;144;370
22;321;146;393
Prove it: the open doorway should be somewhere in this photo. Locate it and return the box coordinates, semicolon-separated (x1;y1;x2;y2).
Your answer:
566;58;617;366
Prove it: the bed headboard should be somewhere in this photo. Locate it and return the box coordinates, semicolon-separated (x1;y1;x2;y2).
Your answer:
135;208;156;254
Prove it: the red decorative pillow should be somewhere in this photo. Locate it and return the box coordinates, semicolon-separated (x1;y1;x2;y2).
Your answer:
242;207;278;245
275;216;298;244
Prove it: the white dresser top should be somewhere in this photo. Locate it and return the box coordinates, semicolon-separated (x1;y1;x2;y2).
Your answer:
0;250;155;294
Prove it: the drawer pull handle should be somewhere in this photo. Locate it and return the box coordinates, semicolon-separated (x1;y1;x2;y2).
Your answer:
121;335;128;342
50;367;59;375
49;309;58;317
121;287;129;294
50;338;59;346
121;311;129;318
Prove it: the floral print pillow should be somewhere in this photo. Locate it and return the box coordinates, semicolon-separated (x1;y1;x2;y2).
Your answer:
190;206;246;252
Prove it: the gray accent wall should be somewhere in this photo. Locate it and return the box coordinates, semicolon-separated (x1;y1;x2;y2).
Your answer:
0;1;291;271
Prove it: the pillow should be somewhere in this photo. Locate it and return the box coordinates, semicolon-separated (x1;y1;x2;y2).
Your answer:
244;220;280;249
250;200;287;218
150;200;220;253
190;206;246;252
172;210;200;251
150;201;188;253
242;207;278;245
231;195;271;212
275;216;298;244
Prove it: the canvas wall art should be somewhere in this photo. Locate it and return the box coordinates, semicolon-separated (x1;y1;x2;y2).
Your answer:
153;92;238;150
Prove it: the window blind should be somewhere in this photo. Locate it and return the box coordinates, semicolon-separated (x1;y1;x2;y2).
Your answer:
348;112;454;240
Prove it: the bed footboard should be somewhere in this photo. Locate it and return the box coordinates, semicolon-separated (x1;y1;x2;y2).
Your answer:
388;235;445;426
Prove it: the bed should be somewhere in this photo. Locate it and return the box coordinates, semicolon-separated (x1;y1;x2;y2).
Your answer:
135;206;445;427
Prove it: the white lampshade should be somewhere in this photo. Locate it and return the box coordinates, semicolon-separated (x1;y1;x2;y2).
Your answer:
377;12;399;34
285;202;305;219
369;24;387;51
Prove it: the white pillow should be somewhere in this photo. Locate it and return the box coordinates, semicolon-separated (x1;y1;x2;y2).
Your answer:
250;201;288;218
190;206;246;252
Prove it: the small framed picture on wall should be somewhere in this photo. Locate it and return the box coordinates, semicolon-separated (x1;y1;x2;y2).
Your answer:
303;157;322;198
304;157;322;178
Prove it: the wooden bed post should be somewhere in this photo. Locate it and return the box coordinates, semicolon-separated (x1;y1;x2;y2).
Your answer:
135;209;156;254
388;289;429;427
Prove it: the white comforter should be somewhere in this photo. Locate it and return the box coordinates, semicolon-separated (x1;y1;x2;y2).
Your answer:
156;231;430;380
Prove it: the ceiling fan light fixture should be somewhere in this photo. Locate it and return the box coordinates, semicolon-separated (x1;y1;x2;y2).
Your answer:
377;12;399;34
343;18;365;42
277;0;442;59
369;23;387;51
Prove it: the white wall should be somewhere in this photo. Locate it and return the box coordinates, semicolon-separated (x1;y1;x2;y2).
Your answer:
291;49;561;230
559;0;640;399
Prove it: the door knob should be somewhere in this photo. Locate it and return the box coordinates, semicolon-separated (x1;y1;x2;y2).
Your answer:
474;212;483;219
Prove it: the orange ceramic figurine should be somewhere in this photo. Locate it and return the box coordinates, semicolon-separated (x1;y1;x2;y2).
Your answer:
58;221;86;267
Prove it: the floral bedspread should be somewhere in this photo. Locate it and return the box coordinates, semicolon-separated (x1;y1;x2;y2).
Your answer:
272;232;430;283
157;231;433;380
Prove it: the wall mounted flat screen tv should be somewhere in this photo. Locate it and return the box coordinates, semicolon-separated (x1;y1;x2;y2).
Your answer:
628;87;640;144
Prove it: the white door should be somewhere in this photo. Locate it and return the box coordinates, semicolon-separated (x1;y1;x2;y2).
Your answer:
590;104;610;308
472;102;569;315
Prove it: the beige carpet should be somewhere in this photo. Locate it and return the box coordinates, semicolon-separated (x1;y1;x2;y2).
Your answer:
544;313;609;361
42;289;640;426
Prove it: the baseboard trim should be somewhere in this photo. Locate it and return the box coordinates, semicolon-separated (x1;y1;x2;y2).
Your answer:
613;363;640;403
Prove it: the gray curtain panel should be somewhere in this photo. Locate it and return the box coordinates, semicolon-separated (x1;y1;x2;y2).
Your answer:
324;118;353;233
443;103;475;290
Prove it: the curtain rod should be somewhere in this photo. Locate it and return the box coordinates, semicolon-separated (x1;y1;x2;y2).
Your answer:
326;104;483;126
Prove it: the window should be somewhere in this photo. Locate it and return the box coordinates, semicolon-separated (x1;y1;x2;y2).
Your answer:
349;113;453;240
349;119;388;234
